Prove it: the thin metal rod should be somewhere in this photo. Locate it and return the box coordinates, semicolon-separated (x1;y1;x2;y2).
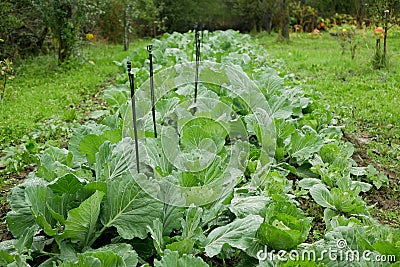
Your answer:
127;61;140;173
193;22;198;61
201;24;204;51
194;31;200;112
147;45;157;138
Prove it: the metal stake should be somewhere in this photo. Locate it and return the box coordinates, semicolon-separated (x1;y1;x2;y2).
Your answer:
192;22;198;62
127;61;140;173
194;31;201;113
201;23;205;50
147;45;157;138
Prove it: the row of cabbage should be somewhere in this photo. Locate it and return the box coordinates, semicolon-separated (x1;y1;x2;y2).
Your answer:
0;30;398;266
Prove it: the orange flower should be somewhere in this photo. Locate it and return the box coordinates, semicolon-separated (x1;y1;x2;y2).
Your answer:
374;27;384;37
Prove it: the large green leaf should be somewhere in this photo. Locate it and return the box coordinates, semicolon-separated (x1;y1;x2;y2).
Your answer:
79;134;109;166
258;216;305;251
268;94;294;119
95;138;137;181
36;146;74;181
68;123;109;165
373;241;400;261
60;256;102;267
180;118;227;153
69;244;138;267
161;126;219;173
103;85;130;112
14;226;35;254
161;204;184;236
6;179;47;238
78;251;123;267
204;214;263;257
247;108;276;166
0;248;14;266
257;201;312;251
181;206;203;241
298;178;323;190
148;219;164;256
144;138;173;176
62;190;105;247
330;187;367;214
309;184;336;210
156;97;180;123
101;174;163;239
79;129;121;167
154;249;208;267
274;118;296;144
288;128;323;164
166;239;195;256
61;248;131;267
46;192;79;225
229;193;269;218
25;181;55;228
48;173;86;195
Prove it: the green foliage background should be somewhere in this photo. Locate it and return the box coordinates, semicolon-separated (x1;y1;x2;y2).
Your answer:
1;0;399;60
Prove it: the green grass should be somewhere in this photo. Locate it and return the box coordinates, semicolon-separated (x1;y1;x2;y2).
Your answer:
0;40;146;183
257;31;400;175
256;31;400;225
1;43;141;147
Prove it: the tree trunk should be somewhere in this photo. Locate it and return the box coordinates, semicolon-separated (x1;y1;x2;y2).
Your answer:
281;0;290;39
357;0;365;28
123;8;129;51
252;19;257;32
58;3;73;63
266;12;272;34
58;32;69;63
37;27;49;51
383;23;387;56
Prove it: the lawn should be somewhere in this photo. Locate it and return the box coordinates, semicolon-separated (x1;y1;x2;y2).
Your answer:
256;30;400;225
0;42;145;148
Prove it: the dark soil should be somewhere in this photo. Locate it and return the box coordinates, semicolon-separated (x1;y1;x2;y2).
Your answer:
343;132;400;228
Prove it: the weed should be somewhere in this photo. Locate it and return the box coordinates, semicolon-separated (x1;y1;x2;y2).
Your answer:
0;58;14;100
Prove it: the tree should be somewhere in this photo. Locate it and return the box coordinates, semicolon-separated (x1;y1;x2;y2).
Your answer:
280;0;290;39
157;0;229;32
259;0;278;34
130;0;163;37
300;0;357;17
232;0;291;38
0;0;48;59
96;0;164;48
32;0;104;62
365;0;400;68
355;0;367;28
232;0;259;31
